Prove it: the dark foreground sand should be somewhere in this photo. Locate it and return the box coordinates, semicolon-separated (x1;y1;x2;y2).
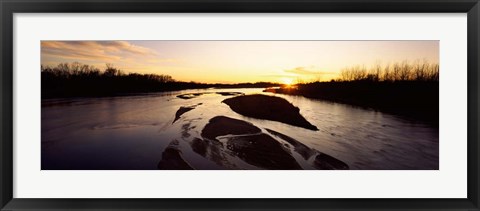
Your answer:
157;146;193;170
173;103;202;123
157;94;348;170
158;115;348;170
222;94;318;130
201;116;302;170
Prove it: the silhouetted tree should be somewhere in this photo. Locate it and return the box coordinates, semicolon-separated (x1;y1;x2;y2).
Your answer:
41;62;280;98
339;60;439;82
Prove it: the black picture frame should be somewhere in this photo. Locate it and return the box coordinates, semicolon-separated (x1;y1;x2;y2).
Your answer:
1;0;479;210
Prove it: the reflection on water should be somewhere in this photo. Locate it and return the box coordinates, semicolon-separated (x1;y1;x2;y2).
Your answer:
41;88;439;170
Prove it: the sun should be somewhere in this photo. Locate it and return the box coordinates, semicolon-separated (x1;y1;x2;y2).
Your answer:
281;78;294;86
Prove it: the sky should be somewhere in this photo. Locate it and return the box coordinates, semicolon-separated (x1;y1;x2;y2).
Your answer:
41;41;439;84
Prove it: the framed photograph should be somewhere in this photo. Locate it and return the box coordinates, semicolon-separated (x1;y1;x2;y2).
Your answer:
1;0;479;210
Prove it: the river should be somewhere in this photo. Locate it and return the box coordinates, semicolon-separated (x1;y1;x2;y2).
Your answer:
41;88;439;170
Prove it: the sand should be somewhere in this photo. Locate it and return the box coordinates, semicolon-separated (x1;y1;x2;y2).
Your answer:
222;94;318;130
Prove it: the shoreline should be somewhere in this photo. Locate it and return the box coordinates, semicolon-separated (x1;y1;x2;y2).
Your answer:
264;81;439;126
41;86;265;100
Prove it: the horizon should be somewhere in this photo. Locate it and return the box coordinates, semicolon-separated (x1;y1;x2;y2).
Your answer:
41;40;439;84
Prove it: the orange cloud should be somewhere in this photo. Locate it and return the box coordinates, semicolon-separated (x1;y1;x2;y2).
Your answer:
41;41;158;63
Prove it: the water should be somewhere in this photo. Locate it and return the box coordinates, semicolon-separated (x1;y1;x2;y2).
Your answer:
41;88;439;170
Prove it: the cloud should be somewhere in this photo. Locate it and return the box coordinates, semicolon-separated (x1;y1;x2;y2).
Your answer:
285;67;318;75
284;66;336;76
41;41;158;63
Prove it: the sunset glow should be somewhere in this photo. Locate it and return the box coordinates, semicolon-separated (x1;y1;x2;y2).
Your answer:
41;41;439;83
282;78;294;86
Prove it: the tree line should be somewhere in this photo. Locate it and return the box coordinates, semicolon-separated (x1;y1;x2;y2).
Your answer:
42;62;176;83
41;62;279;98
338;60;439;82
272;60;440;124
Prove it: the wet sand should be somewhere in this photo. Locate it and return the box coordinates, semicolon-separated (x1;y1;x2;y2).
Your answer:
201;116;261;141
223;94;318;130
157;147;194;170
173;103;202;123
159;94;350;170
159;115;348;170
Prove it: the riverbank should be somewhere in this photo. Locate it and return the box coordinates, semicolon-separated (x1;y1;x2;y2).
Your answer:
41;81;279;99
264;81;439;125
41;63;280;99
